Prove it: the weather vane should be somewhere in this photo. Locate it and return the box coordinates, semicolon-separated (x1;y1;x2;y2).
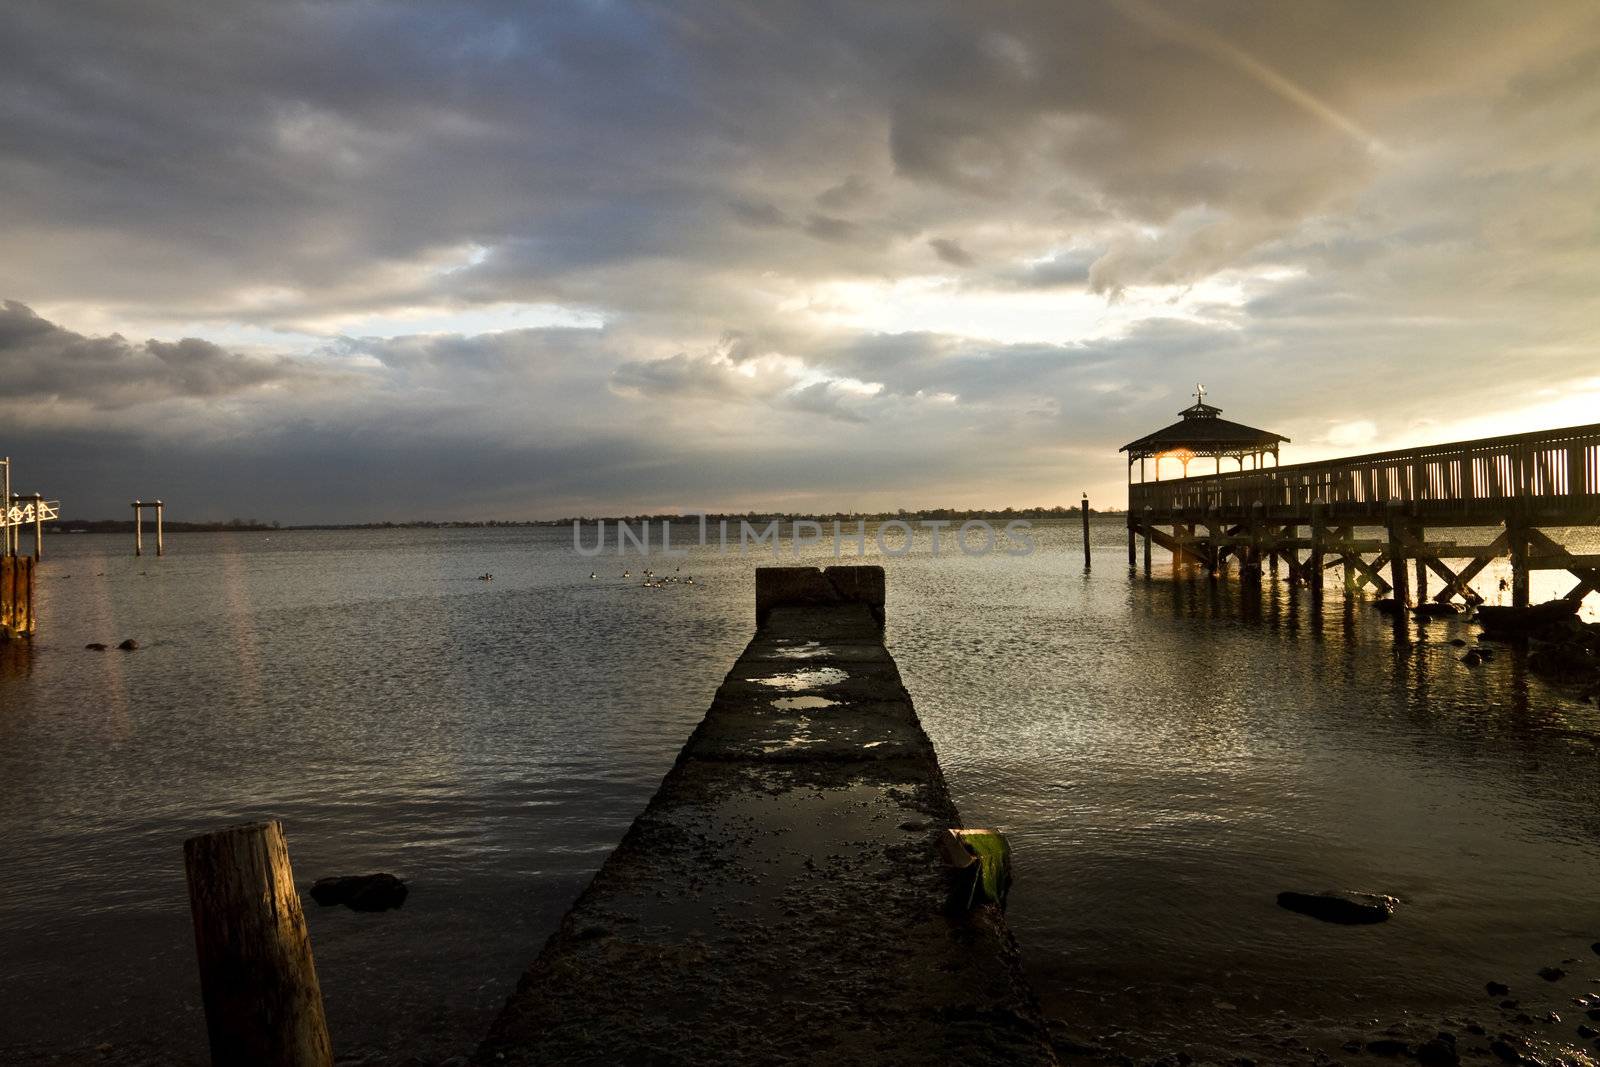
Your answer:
1193;383;1206;404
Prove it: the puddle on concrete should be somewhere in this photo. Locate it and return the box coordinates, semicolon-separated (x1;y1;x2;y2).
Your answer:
772;696;840;711
768;640;826;659
753;667;849;690
759;735;827;753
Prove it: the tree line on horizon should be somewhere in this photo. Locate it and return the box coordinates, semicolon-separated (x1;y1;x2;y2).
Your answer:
52;504;1127;533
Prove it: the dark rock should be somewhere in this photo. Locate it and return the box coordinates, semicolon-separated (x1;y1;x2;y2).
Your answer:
1277;889;1397;924
1589;1007;1600;1021
1592;942;1600;955
1488;1038;1522;1062
1487;981;1511;996
1450;638;1468;647
1375;598;1401;615
1367;1038;1411;1056
1417;1037;1460;1065
1543;1011;1560;1023
1579;1024;1597;1038
309;873;407;912
84;643;107;651
1466;1023;1487;1036
1539;966;1566;982
1463;651;1483;666
117;638;139;651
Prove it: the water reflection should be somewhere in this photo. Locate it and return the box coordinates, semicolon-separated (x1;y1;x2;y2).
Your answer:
0;522;1596;1066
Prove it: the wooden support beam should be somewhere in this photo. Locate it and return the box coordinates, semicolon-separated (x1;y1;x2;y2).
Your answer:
1309;501;1326;597
1412;523;1429;601
1342;550;1394;595
1142;508;1152;578
1508;513;1530;608
1386;506;1411;607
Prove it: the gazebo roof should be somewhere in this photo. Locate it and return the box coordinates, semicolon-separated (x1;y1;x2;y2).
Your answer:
1120;397;1288;460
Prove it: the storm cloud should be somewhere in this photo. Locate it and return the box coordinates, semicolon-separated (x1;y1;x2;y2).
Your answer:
2;2;1597;520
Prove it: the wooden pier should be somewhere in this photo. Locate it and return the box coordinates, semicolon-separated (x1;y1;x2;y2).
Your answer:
1126;421;1600;609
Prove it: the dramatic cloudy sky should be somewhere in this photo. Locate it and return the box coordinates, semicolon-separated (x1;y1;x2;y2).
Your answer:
3;1;1597;521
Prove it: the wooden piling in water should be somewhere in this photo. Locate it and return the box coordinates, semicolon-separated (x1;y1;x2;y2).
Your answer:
183;820;333;1067
1081;495;1091;570
1;555;36;639
1142;507;1153;577
1508;512;1531;608
1385;504;1410;607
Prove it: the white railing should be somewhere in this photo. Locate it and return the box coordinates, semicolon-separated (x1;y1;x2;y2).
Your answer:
2;498;60;528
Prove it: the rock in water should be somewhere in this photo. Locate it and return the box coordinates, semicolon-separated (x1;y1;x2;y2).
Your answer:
309;873;408;912
1416;1037;1460;1066
84;643;107;651
116;639;139;651
1276;889;1398;925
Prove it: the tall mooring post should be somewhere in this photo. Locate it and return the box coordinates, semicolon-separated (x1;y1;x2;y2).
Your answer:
183;820;333;1067
1081;493;1091;570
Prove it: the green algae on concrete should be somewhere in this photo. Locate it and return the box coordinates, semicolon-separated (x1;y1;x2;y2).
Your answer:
474;566;1056;1066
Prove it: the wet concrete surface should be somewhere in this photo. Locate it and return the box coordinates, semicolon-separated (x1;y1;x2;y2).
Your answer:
475;597;1057;1065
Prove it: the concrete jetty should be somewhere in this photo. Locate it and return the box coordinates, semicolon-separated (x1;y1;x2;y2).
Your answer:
475;565;1057;1066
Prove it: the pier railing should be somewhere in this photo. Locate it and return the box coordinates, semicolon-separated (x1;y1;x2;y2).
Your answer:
1129;422;1600;516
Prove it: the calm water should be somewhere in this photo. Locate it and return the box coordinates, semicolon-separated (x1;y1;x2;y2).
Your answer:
2;522;1599;1064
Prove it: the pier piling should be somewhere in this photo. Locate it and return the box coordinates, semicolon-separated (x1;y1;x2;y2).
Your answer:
183;821;333;1067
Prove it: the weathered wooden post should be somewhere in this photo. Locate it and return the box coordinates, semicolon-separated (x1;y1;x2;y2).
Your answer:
1385;502;1410;607
1309;500;1326;597
1142;506;1153;578
2;457;12;557
32;494;43;561
133;500;144;557
1507;510;1530;608
1080;494;1091;570
1413;522;1428;601
156;501;165;557
183;821;334;1067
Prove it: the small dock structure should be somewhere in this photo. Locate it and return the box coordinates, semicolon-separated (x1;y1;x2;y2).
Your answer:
1123;401;1600;609
475;565;1056;1066
2;455;60;560
2;455;59;639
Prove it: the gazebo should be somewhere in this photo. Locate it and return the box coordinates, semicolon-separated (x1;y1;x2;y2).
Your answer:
1120;386;1289;483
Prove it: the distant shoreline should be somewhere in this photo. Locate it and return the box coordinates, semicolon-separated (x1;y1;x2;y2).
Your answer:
53;509;1129;534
